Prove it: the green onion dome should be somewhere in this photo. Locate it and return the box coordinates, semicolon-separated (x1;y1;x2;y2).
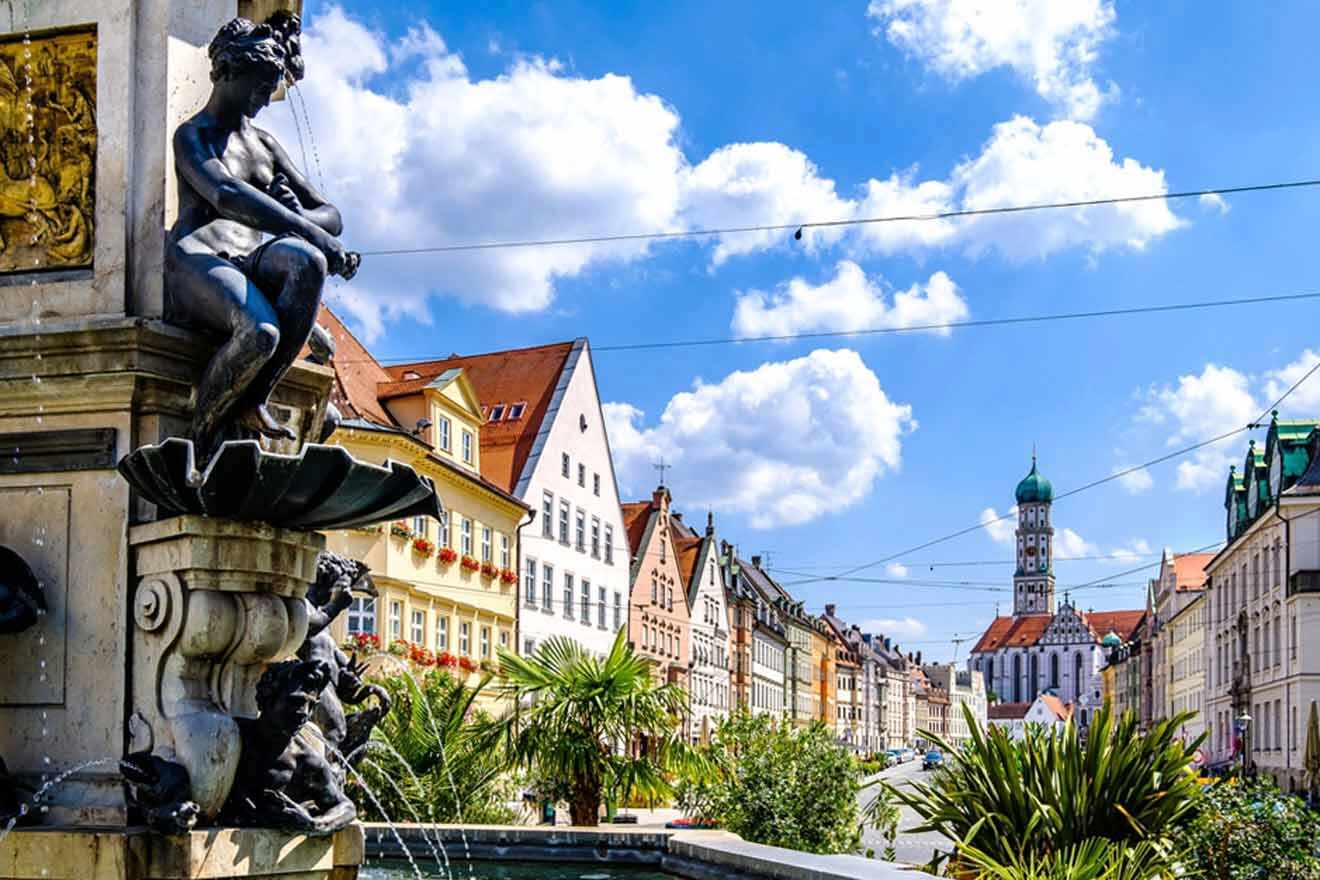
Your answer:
1015;458;1054;504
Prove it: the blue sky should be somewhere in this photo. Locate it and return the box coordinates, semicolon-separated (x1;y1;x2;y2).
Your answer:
283;1;1320;661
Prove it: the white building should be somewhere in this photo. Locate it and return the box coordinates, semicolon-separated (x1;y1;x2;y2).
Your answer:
969;457;1144;729
384;340;629;657
925;664;988;748
674;513;732;742
732;556;788;716
1203;418;1320;791
988;693;1074;740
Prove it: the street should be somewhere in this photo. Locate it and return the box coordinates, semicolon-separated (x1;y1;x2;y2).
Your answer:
859;758;951;869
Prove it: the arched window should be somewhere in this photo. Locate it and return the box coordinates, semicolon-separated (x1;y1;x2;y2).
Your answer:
1073;652;1084;702
987;658;994;690
1049;653;1060;689
1013;654;1022;703
1029;654;1039;701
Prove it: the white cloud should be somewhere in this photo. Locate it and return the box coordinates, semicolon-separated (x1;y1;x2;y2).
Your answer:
1138;363;1258;492
731;263;969;339
278;8;1178;338
1055;527;1097;558
867;0;1118;120
858;616;928;638
980;506;1018;544
605;350;915;528
1263;349;1320;413
1199;192;1230;214
886;563;910;578
1113;464;1153;494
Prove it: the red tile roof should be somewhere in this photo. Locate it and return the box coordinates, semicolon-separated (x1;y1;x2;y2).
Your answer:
674;532;703;591
988;702;1029;720
971;614;1052;653
315;307;396;427
621;502;653;559
380;341;575;492
1039;694;1073;722
1173;553;1213;592
1084;610;1145;642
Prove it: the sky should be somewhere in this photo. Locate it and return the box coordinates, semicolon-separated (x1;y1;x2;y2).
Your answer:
273;0;1320;663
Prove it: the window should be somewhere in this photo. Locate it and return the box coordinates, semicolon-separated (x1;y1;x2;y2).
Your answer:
542;564;554;611
564;573;575;619
575;509;586;552
593;473;600;496
438;417;451;451
480;626;491;659
523;637;536;655
499;630;509;650
581;579;591;623
598;586;607;628
508;402;525;420
500;533;511;569
591;517;601;558
613;592;622;630
488;404;504;422
389;601;402;640
558;500;570;544
348;597;376;634
541;491;554;538
651;577;658;604
461;430;473;464
659;535;666;562
412;515;428;538
561;452;570;478
667;586;674;611
578;463;586;487
605;526;614;565
411;609;425;643
524;558;538;606
481;526;493;563
461;518;473;556
436;616;448;649
438;510;451;548
459;622;470;655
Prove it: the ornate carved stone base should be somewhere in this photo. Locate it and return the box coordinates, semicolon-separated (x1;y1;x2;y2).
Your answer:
0;824;363;880
129;516;324;819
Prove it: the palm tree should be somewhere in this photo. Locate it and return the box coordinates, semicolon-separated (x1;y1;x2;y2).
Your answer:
480;628;702;826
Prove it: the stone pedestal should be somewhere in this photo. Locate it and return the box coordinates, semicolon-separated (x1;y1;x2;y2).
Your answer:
0;825;363;880
128;516;323;817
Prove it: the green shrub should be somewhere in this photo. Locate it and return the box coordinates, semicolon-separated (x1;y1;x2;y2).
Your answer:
1175;777;1320;879
350;667;517;825
891;703;1202;874
695;712;863;854
956;835;1179;880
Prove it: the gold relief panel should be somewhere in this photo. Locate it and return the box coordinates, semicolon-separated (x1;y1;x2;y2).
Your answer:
0;29;96;274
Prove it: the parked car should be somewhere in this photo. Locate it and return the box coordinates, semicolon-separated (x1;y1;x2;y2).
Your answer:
900;747;916;763
884;748;905;764
922;749;944;771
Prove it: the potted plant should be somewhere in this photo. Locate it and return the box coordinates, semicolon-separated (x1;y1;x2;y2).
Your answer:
458;656;477;673
460;555;481;573
499;568;518;586
412;536;435;557
437;651;457;669
438;546;458;565
480;561;499;579
388;639;410;657
390;522;412;540
347;632;381;653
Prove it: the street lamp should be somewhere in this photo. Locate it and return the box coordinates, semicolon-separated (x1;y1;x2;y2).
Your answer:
1235;711;1252;777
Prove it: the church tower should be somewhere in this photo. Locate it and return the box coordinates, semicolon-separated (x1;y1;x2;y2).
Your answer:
1013;455;1056;615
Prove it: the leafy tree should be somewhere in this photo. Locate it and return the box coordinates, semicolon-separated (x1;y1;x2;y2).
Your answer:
479;628;703;826
350;667;516;824
1175;777;1320;879
892;704;1202;874
696;712;864;854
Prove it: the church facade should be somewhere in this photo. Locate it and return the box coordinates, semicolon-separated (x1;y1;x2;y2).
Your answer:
968;458;1144;727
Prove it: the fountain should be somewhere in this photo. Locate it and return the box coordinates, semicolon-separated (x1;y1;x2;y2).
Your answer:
0;3;439;878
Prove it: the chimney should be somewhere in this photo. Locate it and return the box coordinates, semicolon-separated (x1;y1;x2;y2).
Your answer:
653;485;669;509
916;651;922;665
824;603;836;617
751;554;762;568
706;511;714;536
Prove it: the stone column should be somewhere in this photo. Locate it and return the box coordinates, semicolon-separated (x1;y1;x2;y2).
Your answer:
128;516;322;817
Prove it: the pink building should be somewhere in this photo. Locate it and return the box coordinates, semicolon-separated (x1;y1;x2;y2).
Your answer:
622;487;691;687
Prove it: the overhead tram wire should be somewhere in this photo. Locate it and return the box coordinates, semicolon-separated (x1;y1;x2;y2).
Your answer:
355;177;1320;257
801;354;1320;588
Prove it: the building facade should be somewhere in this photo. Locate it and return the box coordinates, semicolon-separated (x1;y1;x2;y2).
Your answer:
1203;416;1320;791
1146;550;1213;741
924;664;987;748
379;337;630;659
674;512;732;742
734;556;789;716
970;457;1144;729
623;487;691;688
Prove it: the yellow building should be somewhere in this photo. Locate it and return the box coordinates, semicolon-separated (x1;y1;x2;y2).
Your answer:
810;621;836;725
317;310;531;706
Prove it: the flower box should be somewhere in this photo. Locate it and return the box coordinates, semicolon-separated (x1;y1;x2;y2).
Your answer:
390;522;412;540
388;639;410;657
460;555;481;572
458;656;477;673
499;568;518;585
412;536;435;557
480;561;499;579
344;632;380;653
408;644;436;666
436;651;457;668
438;546;458;564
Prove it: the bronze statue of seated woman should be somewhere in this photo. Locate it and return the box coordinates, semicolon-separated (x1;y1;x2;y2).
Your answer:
165;14;358;485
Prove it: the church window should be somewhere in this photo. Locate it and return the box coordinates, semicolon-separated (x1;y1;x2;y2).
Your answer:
1012;655;1022;703
1049;653;1059;689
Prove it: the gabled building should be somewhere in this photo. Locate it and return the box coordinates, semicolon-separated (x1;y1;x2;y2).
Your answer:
1203;413;1320;790
377;336;629;658
810;618;838;726
752;556;819;727
1147;550;1212;742
623;487;691;688
673;512;732;743
314;309;530;705
969;457;1144;729
988;693;1074;740
924;663;986;749
722;548;788;716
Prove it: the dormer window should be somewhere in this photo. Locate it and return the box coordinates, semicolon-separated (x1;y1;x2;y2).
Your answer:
508;402;526;420
489;404;505;422
402;370;421;380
